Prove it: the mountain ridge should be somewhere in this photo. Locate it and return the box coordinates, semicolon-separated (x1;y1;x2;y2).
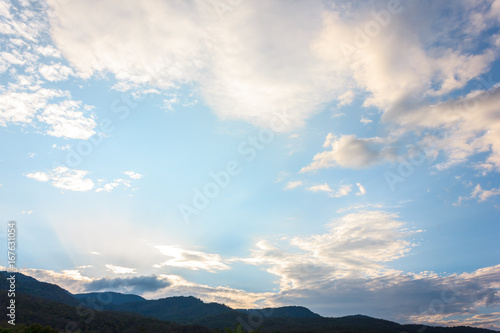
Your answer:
0;271;497;332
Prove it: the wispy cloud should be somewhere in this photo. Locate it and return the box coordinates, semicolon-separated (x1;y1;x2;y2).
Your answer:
284;180;303;190
356;183;366;196
454;184;500;206
154;245;230;273
105;264;137;274
123;171;143;180
26;167;94;192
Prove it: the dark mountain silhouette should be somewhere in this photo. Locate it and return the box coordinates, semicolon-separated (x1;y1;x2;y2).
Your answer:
0;271;78;306
0;271;497;333
238;305;321;318
111;295;232;323
0;292;210;333
74;291;145;306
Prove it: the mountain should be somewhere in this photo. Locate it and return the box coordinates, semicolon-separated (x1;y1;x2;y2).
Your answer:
112;295;232;323
0;271;497;333
238;305;321;318
74;291;145;307
0;292;210;333
0;271;78;306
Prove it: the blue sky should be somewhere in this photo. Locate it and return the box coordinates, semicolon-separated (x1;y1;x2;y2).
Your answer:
1;0;500;329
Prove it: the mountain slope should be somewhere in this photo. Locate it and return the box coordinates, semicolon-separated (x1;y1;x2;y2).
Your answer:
0;271;78;306
112;296;232;323
0;292;211;333
74;291;145;307
0;272;496;333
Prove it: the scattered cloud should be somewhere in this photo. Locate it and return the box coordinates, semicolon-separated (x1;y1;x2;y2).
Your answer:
301;134;396;172
306;183;352;198
105;264;137;274
337;90;354;107
455;184;500;206
26;167;94;192
360;117;372;125
38;63;73;81
37;100;96;139
306;183;332;193
154;245;230;273
123;171;143;180
95;178;131;193
356;183;366;196
284;180;303;190
241;211;418;291
274;170;291;183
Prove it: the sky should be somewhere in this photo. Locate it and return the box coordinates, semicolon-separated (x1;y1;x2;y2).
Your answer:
0;0;500;330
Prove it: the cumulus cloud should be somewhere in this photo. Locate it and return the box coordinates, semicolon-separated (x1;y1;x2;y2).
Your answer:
241;211;417;291
385;85;500;173
86;275;170;294
37;100;96;139
46;0;352;131
154;245;230;273
26;166;94;192
301;134;396;171
0;1;97;139
105;264;136;274
38;62;73;81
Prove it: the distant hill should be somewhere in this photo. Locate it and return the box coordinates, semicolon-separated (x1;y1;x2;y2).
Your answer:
74;291;145;307
0;271;78;306
238;305;321;318
0;292;210;333
112;295;232;323
0;271;497;333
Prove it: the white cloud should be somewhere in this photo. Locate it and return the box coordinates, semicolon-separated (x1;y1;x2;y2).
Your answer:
242;211;417;291
46;0;352;131
95;178;132;193
301;134;396;171
39;63;73;81
123;171;143;179
331;184;352;198
154;245;230;273
386;85;500;173
26;166;94;192
337;90;354;107
455;184;500;205
0;89;64;126
105;264;137;274
0;88;96;139
306;183;352;198
306;183;332;193
356;183;366;196
36;45;62;58
360;117;372;125
37;100;96;139
274;170;291;183
284;180;303;190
